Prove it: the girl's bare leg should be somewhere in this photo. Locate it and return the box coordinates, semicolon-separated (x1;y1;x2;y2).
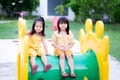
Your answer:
66;54;74;72
41;54;47;66
66;54;76;77
59;53;65;72
30;56;36;67
60;53;68;77
41;54;52;72
30;56;38;74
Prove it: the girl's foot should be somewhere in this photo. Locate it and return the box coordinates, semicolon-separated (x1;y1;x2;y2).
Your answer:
61;71;68;78
44;64;52;72
70;72;76;78
32;64;38;74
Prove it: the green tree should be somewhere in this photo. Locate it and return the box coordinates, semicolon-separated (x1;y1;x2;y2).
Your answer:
56;0;120;23
67;0;110;22
113;4;120;23
109;1;120;23
55;4;66;15
55;0;69;15
0;0;39;16
0;0;13;16
66;0;81;21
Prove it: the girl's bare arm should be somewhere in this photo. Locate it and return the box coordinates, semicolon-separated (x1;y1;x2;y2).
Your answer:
42;39;48;54
52;43;65;52
65;43;74;50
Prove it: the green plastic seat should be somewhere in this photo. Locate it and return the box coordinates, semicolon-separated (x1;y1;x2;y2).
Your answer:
28;50;100;80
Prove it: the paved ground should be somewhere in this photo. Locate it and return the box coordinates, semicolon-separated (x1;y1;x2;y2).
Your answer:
0;39;17;80
0;39;120;80
0;20;14;23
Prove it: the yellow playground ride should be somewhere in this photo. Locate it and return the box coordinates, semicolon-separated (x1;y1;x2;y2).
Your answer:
17;18;109;80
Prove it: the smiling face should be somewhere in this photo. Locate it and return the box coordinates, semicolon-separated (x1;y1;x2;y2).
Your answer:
34;21;43;33
59;22;67;31
57;17;70;34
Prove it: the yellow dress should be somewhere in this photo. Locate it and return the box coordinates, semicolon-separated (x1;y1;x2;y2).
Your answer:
29;34;45;57
52;30;74;56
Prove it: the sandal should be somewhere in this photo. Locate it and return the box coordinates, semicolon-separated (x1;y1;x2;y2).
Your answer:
70;73;76;78
32;64;38;74
61;71;68;78
44;64;52;72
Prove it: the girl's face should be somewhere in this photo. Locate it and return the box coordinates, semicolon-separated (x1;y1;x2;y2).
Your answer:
34;21;43;33
59;22;67;31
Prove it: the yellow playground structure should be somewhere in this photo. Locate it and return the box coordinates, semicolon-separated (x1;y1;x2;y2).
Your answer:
17;18;109;80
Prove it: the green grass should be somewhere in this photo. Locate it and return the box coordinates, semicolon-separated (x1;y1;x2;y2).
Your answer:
0;21;18;38
104;24;120;61
0;20;120;61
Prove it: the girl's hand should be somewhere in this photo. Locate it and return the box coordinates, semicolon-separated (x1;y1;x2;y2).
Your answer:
64;46;70;51
58;46;65;52
64;43;74;51
33;45;39;50
46;52;52;56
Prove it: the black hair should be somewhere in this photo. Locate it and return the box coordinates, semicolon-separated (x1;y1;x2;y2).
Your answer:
57;17;69;34
30;17;45;36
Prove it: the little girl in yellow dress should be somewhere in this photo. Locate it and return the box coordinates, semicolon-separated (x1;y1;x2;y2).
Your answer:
52;17;76;78
28;17;52;74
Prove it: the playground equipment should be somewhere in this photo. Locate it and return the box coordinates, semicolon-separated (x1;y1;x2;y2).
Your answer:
17;18;109;80
80;19;109;80
18;17;26;39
